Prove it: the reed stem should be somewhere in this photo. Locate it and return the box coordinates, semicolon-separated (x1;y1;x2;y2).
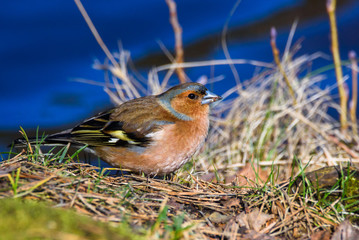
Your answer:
327;0;347;130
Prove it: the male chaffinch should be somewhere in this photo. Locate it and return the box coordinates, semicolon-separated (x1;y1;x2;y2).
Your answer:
15;83;222;175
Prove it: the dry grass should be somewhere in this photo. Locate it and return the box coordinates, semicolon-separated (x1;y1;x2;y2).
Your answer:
2;151;357;239
157;45;359;184
195;51;359;178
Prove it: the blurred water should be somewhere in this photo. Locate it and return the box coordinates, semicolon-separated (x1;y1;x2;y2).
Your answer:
1;0;359;152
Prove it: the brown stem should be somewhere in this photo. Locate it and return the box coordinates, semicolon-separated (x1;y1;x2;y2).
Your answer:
165;0;187;83
349;51;358;135
270;27;297;105
327;0;347;130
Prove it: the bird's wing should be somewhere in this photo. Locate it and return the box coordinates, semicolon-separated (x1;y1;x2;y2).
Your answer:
70;96;175;147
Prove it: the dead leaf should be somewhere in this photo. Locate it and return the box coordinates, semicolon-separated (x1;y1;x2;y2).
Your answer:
240;229;279;240
209;212;232;224
224;173;237;183
331;220;359;240
237;208;275;232
231;163;269;186
167;198;184;211
221;197;241;209
311;230;331;240
200;172;216;182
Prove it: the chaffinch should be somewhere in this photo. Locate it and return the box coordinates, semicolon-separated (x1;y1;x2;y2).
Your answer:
15;83;222;175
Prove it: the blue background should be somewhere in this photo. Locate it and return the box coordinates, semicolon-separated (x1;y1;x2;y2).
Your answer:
1;0;359;151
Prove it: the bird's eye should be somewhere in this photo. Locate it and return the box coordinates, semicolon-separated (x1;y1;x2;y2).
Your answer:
188;93;197;99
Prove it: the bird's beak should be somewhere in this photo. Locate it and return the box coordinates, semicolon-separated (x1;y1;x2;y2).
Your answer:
201;90;223;105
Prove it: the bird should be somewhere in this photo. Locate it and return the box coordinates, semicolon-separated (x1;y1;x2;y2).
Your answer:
14;82;222;175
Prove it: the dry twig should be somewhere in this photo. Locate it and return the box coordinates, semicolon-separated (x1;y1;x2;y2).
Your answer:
270;27;297;105
349;51;358;135
327;0;347;130
165;0;186;83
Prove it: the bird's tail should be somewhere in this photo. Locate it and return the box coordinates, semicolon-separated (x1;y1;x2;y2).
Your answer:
12;129;81;148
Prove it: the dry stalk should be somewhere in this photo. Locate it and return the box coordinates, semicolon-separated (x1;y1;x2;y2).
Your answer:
327;0;347;130
165;0;187;83
270;27;297;105
349;51;358;135
221;0;242;89
74;0;140;103
195;36;359;177
74;0;118;69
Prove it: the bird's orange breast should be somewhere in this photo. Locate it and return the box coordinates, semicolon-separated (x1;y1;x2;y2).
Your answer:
94;116;209;175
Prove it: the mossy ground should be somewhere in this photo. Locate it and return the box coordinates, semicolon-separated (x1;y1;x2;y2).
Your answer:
0;198;142;240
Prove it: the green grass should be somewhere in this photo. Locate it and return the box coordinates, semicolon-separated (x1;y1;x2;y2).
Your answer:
7;167;21;195
0;198;144;240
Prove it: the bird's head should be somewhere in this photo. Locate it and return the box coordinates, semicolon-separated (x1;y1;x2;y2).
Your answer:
157;82;222;121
